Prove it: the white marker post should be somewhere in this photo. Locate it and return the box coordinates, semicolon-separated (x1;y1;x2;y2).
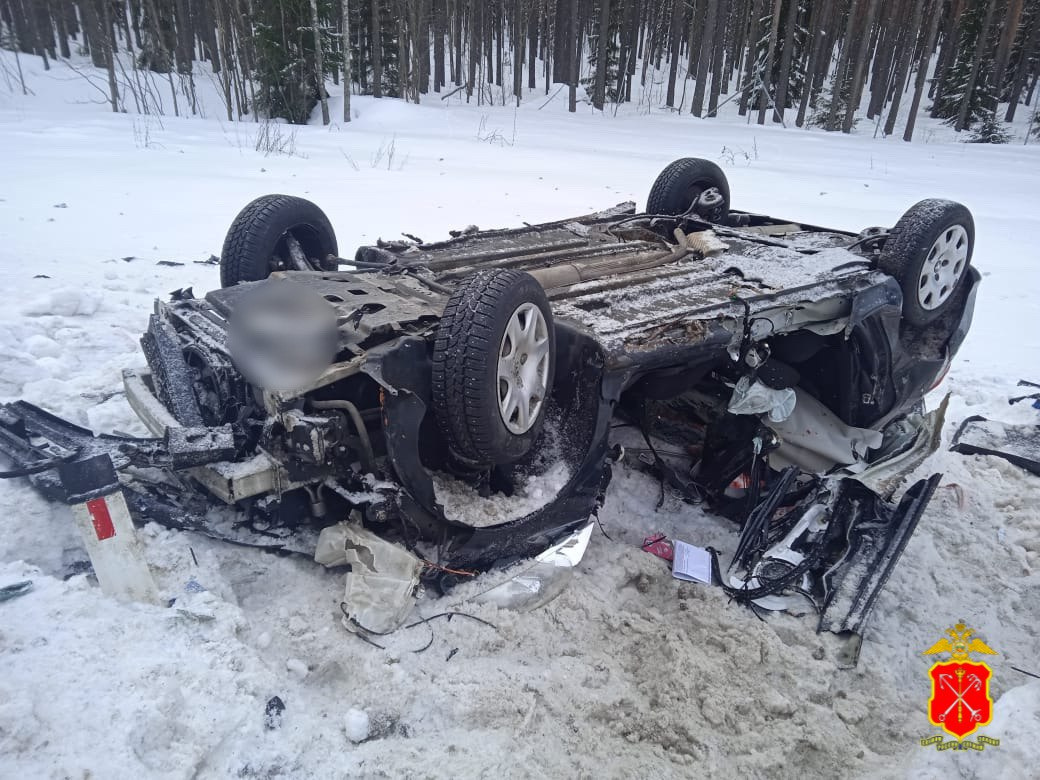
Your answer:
59;454;160;605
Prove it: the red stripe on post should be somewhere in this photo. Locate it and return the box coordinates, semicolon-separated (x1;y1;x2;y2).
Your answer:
86;497;116;541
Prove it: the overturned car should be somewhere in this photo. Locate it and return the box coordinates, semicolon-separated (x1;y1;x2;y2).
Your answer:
0;159;978;645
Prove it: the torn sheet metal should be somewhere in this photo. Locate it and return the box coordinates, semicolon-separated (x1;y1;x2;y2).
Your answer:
817;474;941;642
316;522;423;634
951;416;1040;476
851;395;948;500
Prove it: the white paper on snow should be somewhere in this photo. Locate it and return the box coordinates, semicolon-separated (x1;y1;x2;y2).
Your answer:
671;540;714;585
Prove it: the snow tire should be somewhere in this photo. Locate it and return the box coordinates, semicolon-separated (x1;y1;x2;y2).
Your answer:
220;195;338;287
431;269;556;467
878;199;974;328
646;158;731;220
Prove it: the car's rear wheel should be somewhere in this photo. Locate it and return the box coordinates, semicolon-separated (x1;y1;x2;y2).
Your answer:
220;195;338;287
878;199;974;327
431;269;556;467
646;158;730;221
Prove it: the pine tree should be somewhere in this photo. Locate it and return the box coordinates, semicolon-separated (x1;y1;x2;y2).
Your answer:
808;73;859;129
583;0;621;105
966;109;1012;142
930;0;998;128
355;0;399;97
253;0;343;124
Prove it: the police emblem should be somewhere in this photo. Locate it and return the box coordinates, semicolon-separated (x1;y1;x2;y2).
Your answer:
921;622;1001;750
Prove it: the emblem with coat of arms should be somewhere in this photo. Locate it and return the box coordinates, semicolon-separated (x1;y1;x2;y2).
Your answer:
921;622;1001;750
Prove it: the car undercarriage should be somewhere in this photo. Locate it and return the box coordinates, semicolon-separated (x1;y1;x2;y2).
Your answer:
0;159;980;653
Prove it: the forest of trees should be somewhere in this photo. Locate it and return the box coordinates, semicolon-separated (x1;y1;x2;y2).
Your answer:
1;0;1039;142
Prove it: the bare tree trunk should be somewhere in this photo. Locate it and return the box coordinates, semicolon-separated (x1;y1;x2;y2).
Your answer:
342;0;352;120
592;0;610;109
884;0;927;136
800;0;838;126
433;0;445;91
371;0;382;97
738;0;765;115
467;0;478;99
513;0;523;103
1005;12;1040;120
707;3;725;114
903;0;943;140
80;0;108;67
691;0;718;116
773;0;799;123
310;0;330;123
397;9;409;100
491;0;501;90
454;0;463;86
173;0;193;73
553;0;568;82
143;0;180;115
214;0;233;120
929;0;966;109
55;0;72;59
757;0;783;124
569;0;577;111
842;0;881;132
99;0;119;111
866;0;900;119
991;0;1024;98
665;0;684;107
198;0;221;72
827;0;861;131
528;2;537;89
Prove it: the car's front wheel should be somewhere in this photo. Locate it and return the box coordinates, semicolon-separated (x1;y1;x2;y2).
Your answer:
878;199;974;327
431;269;556;467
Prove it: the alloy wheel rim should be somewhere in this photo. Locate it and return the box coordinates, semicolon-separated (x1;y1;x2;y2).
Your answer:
918;225;969;310
497;303;550;434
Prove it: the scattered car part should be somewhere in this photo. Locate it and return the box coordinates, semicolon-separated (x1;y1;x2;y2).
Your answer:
952;416;1040;477
0;580;33;603
59;454;160;605
1009;379;1040;408
220;195;338;287
316;521;424;634
878;199;974;327
725;470;942;657
470;521;594;612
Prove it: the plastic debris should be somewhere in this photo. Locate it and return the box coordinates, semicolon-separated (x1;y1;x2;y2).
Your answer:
641;533;674;562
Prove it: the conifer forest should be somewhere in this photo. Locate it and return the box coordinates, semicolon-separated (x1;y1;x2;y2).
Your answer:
1;0;1038;141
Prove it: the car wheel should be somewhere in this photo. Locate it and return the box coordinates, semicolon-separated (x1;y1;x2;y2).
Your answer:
878;199;974;327
432;269;556;467
220;195;338;287
646;157;731;221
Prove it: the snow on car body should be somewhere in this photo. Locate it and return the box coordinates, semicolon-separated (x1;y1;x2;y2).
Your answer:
0;159;979;645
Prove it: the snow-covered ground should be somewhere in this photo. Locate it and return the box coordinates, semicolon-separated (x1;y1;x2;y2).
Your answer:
1;53;1039;778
